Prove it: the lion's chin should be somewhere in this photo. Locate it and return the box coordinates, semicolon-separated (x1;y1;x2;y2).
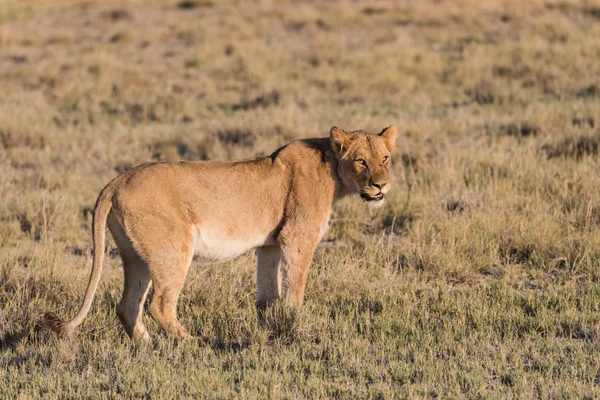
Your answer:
366;198;385;209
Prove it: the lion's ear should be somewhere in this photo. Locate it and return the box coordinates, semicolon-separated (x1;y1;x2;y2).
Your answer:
330;126;350;155
379;125;397;152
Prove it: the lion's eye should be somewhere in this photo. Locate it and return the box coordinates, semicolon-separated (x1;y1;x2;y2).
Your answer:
382;156;389;163
355;159;367;167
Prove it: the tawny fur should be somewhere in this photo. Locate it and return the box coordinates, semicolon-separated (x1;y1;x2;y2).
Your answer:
42;125;397;341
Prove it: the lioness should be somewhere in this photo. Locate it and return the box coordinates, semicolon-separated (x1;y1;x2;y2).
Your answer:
43;125;397;341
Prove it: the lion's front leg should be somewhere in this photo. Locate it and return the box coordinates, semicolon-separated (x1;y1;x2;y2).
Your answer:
256;246;282;326
255;237;318;326
279;239;318;308
276;178;334;310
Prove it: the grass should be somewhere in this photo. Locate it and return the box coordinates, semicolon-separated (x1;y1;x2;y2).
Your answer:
1;0;600;397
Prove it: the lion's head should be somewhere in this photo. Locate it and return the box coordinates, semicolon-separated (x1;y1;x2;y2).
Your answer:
330;125;397;207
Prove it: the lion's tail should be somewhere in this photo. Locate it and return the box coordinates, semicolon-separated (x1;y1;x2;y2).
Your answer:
41;184;114;338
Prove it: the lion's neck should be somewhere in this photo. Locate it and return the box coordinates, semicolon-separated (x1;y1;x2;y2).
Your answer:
326;148;355;203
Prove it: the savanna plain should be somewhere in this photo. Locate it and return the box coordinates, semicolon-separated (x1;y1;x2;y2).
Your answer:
1;0;600;398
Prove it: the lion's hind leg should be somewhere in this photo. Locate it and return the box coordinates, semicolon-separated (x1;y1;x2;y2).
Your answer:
116;254;152;342
149;274;193;339
110;216;153;342
148;244;194;340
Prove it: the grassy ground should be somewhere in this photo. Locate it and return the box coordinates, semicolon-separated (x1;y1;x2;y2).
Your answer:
1;0;600;397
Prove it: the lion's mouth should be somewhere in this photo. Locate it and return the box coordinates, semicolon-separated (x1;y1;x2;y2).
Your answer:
360;192;384;202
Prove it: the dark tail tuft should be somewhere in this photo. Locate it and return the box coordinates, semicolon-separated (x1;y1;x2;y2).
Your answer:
39;312;72;339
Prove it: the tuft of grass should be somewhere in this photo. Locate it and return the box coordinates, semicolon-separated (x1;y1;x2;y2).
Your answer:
100;9;133;22
260;303;315;345
176;0;213;10
542;135;600;160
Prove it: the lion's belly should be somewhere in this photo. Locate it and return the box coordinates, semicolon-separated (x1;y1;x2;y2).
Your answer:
192;225;272;261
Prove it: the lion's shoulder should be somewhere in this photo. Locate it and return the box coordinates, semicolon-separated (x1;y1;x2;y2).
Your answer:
270;138;332;164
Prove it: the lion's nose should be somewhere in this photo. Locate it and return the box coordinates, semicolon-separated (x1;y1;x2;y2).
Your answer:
372;181;387;190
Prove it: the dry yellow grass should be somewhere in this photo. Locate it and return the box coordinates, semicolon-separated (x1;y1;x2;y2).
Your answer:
1;0;600;397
